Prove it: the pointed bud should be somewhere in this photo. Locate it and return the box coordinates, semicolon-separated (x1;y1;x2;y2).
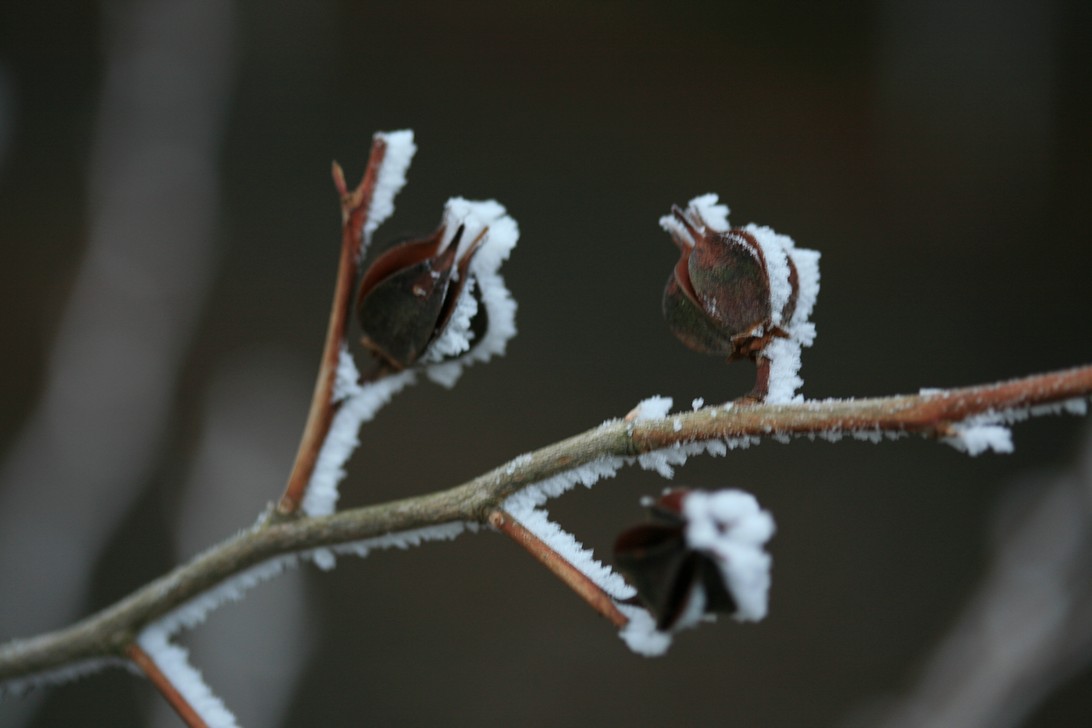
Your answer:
659;195;821;401
662;201;791;360
357;224;484;370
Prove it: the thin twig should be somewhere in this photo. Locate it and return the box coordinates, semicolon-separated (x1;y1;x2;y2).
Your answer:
277;138;388;515
489;510;629;627
126;643;208;728
2;364;1090;688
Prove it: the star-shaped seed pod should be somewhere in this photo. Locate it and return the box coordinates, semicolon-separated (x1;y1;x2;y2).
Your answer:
614;488;775;631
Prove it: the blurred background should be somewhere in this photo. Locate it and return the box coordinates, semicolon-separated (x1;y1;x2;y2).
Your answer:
1;1;1090;726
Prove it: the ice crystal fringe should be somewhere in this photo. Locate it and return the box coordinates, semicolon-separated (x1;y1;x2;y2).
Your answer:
944;423;1014;456
502;503;635;600
148;523;473;639
423;197;520;389
682;490;775;622
628;395;673;423
303;129;421;518
302;369;418;517
502;456;627;514
657;193;729;245
0;656;132;698
420;278;479;364
742;222;820;404
361;129;416;253
925;393;1089;456
499;452;671;656
137;626;238;728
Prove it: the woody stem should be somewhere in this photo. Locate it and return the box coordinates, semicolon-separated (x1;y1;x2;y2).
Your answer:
126;643;208;728
488;509;629;628
277;138;389;516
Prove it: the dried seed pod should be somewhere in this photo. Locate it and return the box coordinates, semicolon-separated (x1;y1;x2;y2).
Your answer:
662;205;791;360
357;225;484;370
614;488;775;631
659;194;821;401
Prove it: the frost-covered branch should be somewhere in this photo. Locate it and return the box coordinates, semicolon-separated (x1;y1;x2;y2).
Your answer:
488;509;630;627
2;363;1089;691
277;131;520;520
126;641;223;728
277;131;413;516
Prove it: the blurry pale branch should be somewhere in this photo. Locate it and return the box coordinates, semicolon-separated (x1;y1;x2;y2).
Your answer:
0;0;235;647
1;364;1089;686
866;423;1092;728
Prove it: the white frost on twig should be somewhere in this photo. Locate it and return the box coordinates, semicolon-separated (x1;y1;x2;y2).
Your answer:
944;423;1015;456
627;395;674;423
0;657;132;698
423;197;520;389
361;129;416;254
742;223;821;404
300;129;418;520
623;394;757;477
137;626;238;728
149;551;302;637
322;521;472;561
332;343;363;403
301;370;418;517
936;397;1090;457
502;504;635;600
500;456;633;605
502;456;627;513
140;522;473;646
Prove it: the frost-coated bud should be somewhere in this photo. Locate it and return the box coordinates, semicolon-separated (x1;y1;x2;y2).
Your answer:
356;225;483;370
356;198;519;384
659;194;820;402
614;488;775;631
663;202;795;359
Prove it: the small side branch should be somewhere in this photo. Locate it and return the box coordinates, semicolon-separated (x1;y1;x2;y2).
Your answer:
126;643;208;728
278;138;389;515
489;510;629;628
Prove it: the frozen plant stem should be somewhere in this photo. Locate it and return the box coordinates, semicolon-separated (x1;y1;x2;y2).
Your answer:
1;364;1090;689
278;138;389;516
488;510;629;628
126;643;208;728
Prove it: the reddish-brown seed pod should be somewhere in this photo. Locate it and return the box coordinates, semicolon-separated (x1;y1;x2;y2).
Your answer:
662;204;801;363
357;224;485;370
614;488;740;631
